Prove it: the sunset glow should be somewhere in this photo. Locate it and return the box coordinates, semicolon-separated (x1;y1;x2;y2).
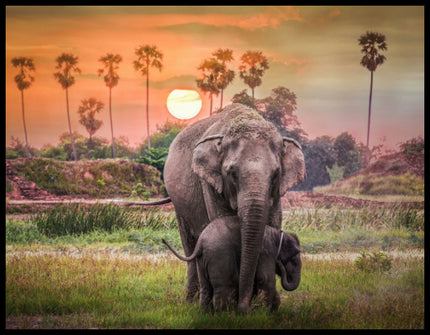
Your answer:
5;6;424;150
167;89;202;120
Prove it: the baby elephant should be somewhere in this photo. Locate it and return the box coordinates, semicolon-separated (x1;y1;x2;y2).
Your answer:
162;216;301;311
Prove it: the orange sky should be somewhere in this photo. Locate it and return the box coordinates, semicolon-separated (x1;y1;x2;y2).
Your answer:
5;6;424;150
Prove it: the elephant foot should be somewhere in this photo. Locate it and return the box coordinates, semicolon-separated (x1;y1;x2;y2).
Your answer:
186;294;199;304
237;302;251;314
186;290;199;303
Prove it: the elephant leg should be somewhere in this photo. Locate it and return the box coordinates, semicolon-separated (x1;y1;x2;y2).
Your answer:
176;216;200;302
262;277;280;311
197;260;213;311
267;289;280;311
213;285;237;312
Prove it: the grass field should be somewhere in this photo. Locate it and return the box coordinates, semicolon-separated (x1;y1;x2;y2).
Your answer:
5;203;425;329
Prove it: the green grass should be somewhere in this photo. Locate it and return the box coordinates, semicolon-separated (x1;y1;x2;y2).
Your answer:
5;203;425;328
6;250;423;328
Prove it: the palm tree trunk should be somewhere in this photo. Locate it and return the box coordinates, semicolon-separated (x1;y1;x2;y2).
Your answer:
365;70;374;166
146;63;151;149
88;134;93;160
209;93;213;116
251;87;255;100
220;89;224;109
66;88;77;162
20;90;30;158
109;87;116;158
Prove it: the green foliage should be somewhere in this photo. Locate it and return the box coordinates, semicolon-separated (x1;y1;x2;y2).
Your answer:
257;86;299;130
136;147;169;175
6;136;38;158
6;180;15;193
33;203;177;237
399;136;424;155
326;162;345;184
9;158;163;198
6;149;19;159
231;89;256;108
359;173;423;196
333;132;363;178
293;136;336;191
282;203;424;237
355;249;393;273
132;182;151;200
6;219;45;244
18;158;71;195
39;145;68;161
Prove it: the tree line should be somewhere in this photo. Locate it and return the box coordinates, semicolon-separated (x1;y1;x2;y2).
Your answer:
9;31;392;190
10;45;273;161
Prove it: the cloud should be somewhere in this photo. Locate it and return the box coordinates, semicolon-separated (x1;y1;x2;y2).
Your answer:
156;6;304;32
149;75;198;90
234;6;304;29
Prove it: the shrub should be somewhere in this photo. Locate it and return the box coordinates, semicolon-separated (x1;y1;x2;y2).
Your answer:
354;249;393;273
399;136;424;155
326;162;345;184
6;219;44;244
132;183;151;200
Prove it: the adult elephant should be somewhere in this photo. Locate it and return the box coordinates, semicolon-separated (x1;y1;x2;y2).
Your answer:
163;103;305;313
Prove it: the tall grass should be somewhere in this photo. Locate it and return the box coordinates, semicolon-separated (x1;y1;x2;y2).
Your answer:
282;204;424;232
6;251;424;328
32;203;177;237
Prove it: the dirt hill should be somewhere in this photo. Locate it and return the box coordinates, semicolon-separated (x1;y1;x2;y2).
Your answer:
5;153;424;210
316;151;424;198
6;158;164;201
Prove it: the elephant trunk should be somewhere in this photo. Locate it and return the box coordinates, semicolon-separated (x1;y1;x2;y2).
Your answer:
237;196;268;313
279;258;302;291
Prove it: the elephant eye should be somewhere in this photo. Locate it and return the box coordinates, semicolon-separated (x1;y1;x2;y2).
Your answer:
227;166;239;183
272;169;280;184
270;169;280;197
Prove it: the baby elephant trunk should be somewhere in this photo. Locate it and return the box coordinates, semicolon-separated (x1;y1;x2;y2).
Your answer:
279;255;302;291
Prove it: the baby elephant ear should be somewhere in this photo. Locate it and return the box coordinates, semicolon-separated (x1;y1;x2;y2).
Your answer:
192;135;224;194
280;137;306;196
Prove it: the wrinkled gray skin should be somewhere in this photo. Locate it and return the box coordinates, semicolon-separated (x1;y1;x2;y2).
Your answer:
163;103;306;313
162;216;302;311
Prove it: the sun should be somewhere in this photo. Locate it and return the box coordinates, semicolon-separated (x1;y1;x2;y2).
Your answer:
166;89;202;120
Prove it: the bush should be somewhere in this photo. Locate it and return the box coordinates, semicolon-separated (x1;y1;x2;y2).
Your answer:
6;219;44;244
399;136;424;155
326;162;345;184
355;249;393;273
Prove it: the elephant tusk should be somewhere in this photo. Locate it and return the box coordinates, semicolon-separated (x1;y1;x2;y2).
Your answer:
276;230;284;259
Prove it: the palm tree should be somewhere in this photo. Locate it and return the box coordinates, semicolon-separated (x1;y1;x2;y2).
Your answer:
196;58;222;116
54;53;81;162
98;53;122;158
11;57;35;158
239;51;269;99
213;48;235;109
133;45;163;149
358;31;387;166
77;97;104;159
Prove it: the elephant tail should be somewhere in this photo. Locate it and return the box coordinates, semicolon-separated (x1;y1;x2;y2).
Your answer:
161;238;201;262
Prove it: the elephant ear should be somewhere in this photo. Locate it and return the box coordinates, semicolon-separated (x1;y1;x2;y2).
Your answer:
192;135;224;194
280;137;306;196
